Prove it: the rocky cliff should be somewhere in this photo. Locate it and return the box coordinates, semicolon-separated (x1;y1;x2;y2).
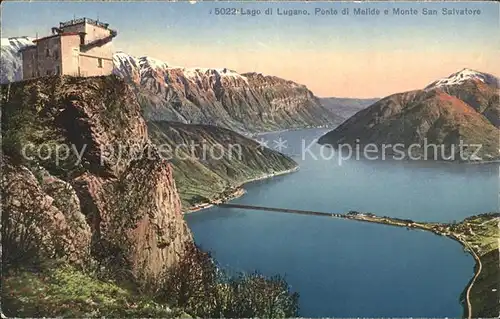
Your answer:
113;52;340;133
148;121;298;209
318;69;500;161
1;75;191;279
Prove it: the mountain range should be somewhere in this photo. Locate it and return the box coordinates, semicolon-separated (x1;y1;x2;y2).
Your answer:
2;37;498;162
318;69;500;161
112;52;341;133
1;37;344;133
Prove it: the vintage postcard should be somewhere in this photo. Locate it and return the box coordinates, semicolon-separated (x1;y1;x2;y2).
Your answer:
1;1;498;318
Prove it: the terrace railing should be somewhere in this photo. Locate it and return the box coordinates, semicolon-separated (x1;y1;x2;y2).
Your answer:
59;17;110;30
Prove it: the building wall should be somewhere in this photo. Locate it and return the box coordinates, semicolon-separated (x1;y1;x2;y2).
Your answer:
60;22;113;59
22;20;115;79
84;39;114;59
60;35;81;76
34;36;63;76
22;47;37;79
84;23;111;43
78;54;113;77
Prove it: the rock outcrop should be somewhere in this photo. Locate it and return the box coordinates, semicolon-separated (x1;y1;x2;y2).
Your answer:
1;75;192;279
2;161;91;264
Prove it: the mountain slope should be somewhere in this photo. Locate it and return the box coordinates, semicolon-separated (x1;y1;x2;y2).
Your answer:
1;37;33;84
318;69;500;161
319;97;379;121
113;52;340;133
427;71;500;127
148;121;298;210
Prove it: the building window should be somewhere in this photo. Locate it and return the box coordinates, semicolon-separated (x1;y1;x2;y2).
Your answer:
97;58;103;68
46;48;50;57
56;66;60;75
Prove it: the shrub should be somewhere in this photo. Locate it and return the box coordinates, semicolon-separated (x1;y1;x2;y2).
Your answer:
157;242;299;318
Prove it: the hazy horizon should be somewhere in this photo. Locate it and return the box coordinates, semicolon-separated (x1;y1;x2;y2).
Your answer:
2;1;499;98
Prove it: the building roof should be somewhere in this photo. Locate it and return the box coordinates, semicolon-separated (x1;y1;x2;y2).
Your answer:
32;32;82;43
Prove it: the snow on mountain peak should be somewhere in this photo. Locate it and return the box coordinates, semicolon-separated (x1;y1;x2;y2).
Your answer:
139;56;169;71
1;36;34;49
1;36;35;84
111;52;249;85
425;68;499;89
178;67;248;83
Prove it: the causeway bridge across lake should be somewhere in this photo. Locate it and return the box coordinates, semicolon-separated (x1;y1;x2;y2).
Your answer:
216;203;345;218
215;203;418;228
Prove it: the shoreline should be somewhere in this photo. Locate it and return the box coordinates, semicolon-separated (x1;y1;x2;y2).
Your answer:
246;126;333;138
342;214;481;319
202;203;484;318
182;165;299;214
316;144;500;166
333;213;482;319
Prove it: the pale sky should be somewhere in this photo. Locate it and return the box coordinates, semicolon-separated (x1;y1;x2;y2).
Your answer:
2;1;499;98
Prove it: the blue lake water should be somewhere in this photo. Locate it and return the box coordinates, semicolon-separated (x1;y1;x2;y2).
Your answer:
185;128;498;317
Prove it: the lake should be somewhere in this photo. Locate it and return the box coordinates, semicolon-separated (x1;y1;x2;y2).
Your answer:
185;128;498;317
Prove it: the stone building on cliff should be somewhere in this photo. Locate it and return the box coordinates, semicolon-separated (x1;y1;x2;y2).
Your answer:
20;18;117;79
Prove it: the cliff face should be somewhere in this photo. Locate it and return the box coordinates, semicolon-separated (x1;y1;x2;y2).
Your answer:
318;70;500;161
148;121;298;209
2;161;92;264
1;75;191;279
113;53;339;133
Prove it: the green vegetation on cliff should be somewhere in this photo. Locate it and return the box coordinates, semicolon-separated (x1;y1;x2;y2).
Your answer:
148;121;298;209
2;266;189;318
451;214;499;318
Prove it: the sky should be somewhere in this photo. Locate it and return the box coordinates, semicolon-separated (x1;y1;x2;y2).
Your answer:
2;1;499;98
